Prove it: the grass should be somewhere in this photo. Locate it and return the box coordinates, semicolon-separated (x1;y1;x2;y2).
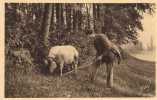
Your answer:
5;54;155;97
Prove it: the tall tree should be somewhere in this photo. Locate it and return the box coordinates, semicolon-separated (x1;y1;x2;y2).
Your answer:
50;4;55;31
37;4;52;63
93;4;96;32
77;4;83;31
65;4;72;31
60;4;64;29
73;4;77;32
56;4;62;31
94;4;155;44
86;4;90;29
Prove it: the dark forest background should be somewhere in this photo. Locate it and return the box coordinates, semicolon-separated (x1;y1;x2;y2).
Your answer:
5;3;155;64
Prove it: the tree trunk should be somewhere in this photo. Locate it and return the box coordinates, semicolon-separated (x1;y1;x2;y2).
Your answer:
63;4;66;29
50;4;55;31
93;4;96;32
86;4;90;29
56;4;62;31
97;4;100;19
89;4;94;30
95;4;102;33
60;4;64;30
73;7;77;32
37;4;52;63
78;10;82;31
66;4;72;32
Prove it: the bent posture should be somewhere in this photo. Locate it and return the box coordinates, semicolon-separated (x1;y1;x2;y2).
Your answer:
89;33;122;88
46;45;79;77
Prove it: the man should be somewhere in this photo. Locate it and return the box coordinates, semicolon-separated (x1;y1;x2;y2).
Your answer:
88;32;121;88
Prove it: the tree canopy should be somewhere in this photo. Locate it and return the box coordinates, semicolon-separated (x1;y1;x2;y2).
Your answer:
5;3;156;63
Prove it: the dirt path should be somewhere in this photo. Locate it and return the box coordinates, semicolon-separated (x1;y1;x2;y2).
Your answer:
130;51;155;62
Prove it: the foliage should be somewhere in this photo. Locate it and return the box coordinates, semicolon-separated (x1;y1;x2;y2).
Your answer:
5;3;155;65
97;3;155;44
5;3;155;70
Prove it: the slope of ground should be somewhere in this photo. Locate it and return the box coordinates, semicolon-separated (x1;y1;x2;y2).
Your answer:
5;55;155;97
130;50;155;62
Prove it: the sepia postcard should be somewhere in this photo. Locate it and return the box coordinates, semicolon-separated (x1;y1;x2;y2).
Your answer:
0;0;157;99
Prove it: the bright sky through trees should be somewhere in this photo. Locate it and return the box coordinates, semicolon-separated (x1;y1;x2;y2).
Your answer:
138;13;156;50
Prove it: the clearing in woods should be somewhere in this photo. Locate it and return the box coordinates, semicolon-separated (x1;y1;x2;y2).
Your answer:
5;55;155;97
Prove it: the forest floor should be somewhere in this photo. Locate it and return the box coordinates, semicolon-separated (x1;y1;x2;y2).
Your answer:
5;55;155;97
